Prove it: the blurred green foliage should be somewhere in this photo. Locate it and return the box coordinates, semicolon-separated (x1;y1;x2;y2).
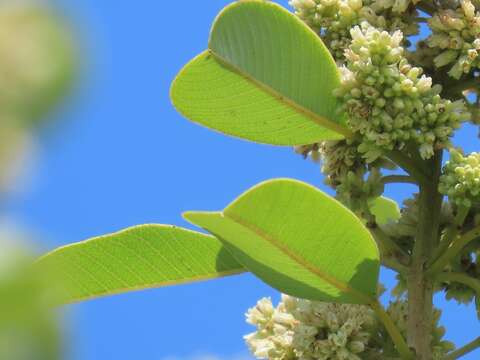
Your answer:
0;1;76;193
0;1;77;359
0;2;76;127
0;243;62;360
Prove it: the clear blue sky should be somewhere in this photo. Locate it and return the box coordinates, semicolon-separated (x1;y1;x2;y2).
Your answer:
5;1;479;359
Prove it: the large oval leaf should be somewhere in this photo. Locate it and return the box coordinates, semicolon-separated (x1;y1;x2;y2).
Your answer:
170;1;350;145
184;179;380;304
36;225;244;304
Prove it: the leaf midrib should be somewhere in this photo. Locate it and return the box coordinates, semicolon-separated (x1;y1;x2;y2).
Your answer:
207;50;353;139
224;210;374;304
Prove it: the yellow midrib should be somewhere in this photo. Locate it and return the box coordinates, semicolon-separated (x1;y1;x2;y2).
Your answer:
208;49;353;139
224;211;374;305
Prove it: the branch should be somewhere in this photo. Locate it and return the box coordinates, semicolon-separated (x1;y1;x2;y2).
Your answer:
435;272;480;293
371;301;415;360
382;257;409;275
417;0;436;15
444;337;480;360
427;224;480;276
382;175;417;185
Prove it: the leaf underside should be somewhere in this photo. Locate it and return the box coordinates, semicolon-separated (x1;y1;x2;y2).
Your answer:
170;0;349;146
36;225;244;304
185;179;380;304
370;196;401;225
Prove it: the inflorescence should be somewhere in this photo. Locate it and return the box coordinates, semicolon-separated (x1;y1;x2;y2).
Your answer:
440;149;480;207
336;22;469;160
289;0;420;60
245;295;453;359
427;0;480;79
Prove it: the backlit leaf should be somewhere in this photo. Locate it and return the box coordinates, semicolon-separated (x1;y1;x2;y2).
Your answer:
184;179;379;304
170;1;350;145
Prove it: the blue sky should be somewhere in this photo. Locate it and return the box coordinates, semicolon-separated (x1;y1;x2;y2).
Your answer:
4;1;479;359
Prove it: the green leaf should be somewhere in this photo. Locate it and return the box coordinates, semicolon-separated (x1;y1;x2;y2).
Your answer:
369;196;401;225
170;0;350;146
36;225;244;304
184;179;380;304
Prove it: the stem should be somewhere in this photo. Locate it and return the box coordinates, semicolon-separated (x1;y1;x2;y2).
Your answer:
426;223;480;277
427;206;469;269
371;301;414;360
383;257;409;275
407;151;443;360
435;272;480;294
382;175;417;185
386;150;430;186
443;337;480;360
468;103;480;124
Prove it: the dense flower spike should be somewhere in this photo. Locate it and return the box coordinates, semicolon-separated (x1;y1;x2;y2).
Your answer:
427;0;480;78
295;140;387;214
289;0;419;59
245;296;454;359
244;297;297;359
335;23;469;159
245;295;379;359
439;149;480;207
295;140;366;187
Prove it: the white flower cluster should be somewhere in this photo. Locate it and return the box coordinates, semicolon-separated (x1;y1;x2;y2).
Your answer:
244;297;296;359
303;140;365;187
439;149;480;207
289;0;419;59
244;295;378;360
245;295;454;359
296;140;388;215
335;23;469;159
335;168;384;214
427;0;480;79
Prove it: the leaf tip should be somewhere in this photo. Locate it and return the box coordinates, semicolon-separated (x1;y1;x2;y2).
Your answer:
182;211;222;227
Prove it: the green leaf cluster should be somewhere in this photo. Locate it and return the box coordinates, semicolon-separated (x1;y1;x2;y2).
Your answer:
40;0;380;307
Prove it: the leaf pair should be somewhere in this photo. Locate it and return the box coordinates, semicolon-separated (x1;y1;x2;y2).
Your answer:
38;1;384;305
38;1;383;306
38;179;380;306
